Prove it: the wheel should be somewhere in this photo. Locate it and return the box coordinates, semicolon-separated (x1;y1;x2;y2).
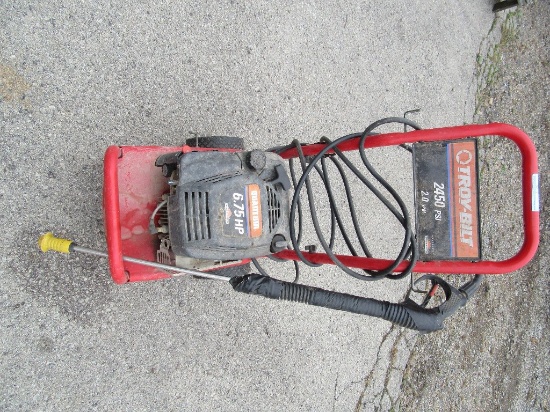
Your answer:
492;0;518;12
185;136;245;150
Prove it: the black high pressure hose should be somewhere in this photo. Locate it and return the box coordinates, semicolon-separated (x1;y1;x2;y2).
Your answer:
243;118;483;332
270;117;421;281
231;273;483;333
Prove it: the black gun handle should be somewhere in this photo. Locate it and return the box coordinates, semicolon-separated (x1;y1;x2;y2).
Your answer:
230;274;476;333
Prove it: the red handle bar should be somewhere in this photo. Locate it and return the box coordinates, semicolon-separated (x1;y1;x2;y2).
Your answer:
276;123;539;274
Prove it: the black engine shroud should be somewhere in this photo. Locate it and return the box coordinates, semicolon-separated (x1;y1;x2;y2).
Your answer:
157;150;291;261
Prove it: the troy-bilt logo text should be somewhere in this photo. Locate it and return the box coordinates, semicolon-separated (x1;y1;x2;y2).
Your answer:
456;149;474;247
450;141;479;258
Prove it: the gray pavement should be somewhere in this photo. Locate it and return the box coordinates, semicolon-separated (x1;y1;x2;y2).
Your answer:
1;1;494;411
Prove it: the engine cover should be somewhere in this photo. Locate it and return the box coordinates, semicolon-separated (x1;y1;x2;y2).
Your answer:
164;150;290;261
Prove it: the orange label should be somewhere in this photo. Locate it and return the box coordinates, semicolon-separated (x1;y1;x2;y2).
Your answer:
247;184;262;238
449;141;479;258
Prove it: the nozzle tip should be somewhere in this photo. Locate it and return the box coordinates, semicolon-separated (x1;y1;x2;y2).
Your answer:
38;232;73;254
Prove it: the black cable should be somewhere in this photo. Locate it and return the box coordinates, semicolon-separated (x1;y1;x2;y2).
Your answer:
253;257;301;284
327;155;372;258
363;116;422;134
315;160;358;257
251;258;270;277
356;130;418;278
285;117;421;281
292;260;300;283
288;158;304;246
325;137;408;225
290;135;384;281
288;141;323;268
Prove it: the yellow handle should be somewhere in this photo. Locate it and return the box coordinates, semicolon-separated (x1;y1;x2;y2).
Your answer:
38;232;73;254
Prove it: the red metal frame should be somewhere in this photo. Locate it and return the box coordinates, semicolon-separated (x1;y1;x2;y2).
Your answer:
103;145;246;283
274;123;539;274
104;145;178;283
103;123;539;283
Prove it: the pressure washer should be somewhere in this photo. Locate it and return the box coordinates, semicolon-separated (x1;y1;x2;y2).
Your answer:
39;118;539;332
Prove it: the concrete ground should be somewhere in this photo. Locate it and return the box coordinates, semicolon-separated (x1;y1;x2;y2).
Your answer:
1;2;494;411
400;3;550;411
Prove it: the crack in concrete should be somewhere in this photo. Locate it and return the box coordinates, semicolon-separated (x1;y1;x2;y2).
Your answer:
354;326;414;411
354;325;396;412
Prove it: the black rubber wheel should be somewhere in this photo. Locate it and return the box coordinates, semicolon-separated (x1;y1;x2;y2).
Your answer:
185;136;245;150
492;0;518;12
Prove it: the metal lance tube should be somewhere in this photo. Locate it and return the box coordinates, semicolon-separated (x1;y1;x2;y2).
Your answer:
38;232;230;282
